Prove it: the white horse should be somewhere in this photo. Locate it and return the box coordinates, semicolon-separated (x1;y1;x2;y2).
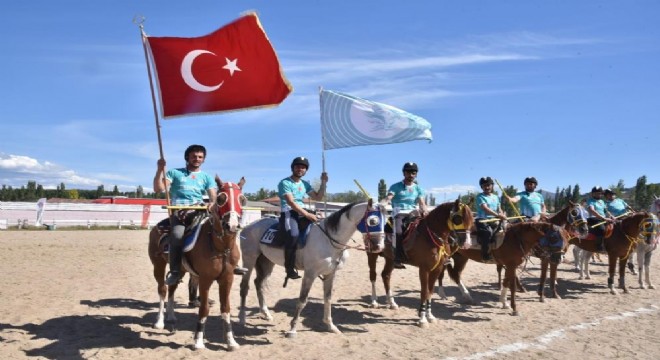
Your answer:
238;201;386;337
634;201;660;289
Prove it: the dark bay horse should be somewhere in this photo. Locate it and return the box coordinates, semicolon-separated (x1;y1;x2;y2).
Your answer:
495;201;589;302
238;200;386;337
148;176;246;350
397;199;474;327
441;222;568;316
571;211;655;294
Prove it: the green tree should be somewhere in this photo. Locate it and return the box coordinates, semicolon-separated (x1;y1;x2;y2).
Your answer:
571;184;581;202
96;185;105;199
136;185;144;198
378;179;387;202
634;176;650;209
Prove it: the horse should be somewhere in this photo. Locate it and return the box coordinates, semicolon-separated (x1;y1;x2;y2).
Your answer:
238;200;386;337
396;199;474;327
148;176;246;350
502;201;589;302
440;222;568;316
633;211;659;289
570;211;654;295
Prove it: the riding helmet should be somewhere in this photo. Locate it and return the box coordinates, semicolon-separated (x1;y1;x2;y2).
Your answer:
184;144;207;161
402;162;418;172
591;186;603;193
604;189;614;196
524;177;538;185
291;156;310;170
479;176;494;186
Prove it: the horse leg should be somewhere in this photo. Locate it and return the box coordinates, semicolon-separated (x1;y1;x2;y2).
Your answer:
193;278;212;350
443;254;473;304
286;273;315;338
188;275;200;308
618;256;629;294
417;268;430;328
496;264;504;290
538;259;548;303
506;267;519;316
219;274;239;351
607;255;618;295
321;272;341;334
382;257;398;309
426;268;441;323
580;250;592;280
152;260;167;330
240;255;274;326
627;255;637;275
367;253;379;307
165;283;179;332
644;250;654;289
500;275;510;310
573;246;581;271
549;262;561;299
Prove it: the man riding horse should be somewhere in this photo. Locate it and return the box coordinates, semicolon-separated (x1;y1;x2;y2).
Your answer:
504;176;547;222
586;186;614;252
475;176;507;261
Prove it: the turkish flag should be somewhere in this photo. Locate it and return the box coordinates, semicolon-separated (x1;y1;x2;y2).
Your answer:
147;13;293;118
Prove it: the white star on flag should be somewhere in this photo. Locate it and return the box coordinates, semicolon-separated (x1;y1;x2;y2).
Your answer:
223;58;241;76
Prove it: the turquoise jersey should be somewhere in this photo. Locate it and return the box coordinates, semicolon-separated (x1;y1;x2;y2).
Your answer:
476;193;501;219
606;198;629;217
586;198;607;218
387;181;425;212
165;168;214;205
516;191;545;217
278;177;313;211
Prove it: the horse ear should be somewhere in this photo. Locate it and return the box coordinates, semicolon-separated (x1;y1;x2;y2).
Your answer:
453;198;460;210
215;174;223;188
368;198;373;208
238;176;246;189
568;199;575;206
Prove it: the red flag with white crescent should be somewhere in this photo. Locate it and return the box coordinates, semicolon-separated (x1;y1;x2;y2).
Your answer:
146;12;293;118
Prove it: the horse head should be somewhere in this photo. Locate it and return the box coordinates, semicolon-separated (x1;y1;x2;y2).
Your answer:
423;198;475;249
357;198;387;253
212;175;247;233
638;212;659;245
566;201;589;238
358;199;387;253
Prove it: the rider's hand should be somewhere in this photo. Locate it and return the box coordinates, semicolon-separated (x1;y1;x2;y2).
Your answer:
498;214;507;221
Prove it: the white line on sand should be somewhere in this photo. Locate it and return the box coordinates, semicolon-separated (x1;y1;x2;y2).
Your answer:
443;304;659;360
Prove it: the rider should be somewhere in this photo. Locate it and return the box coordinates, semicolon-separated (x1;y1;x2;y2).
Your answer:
278;156;328;280
382;162;428;269
154;145;217;286
504;177;547;221
586;186;614;252
604;189;634;217
475;177;507;261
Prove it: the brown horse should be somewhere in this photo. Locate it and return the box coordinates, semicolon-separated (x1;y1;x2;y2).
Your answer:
395;199;474;327
148;176;246;350
571;211;654;295
441;222;569;316
495;201;589;302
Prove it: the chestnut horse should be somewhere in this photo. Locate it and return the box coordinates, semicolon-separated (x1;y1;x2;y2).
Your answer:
495;201;589;302
238;200;386;337
570;211;653;295
396;199;474;327
148;176;246;350
441;222;568;316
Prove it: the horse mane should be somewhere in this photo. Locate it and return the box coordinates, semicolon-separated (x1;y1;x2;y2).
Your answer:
325;202;358;233
547;204;570;225
507;221;552;236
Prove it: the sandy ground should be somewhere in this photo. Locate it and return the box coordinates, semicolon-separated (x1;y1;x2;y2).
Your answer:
0;230;658;360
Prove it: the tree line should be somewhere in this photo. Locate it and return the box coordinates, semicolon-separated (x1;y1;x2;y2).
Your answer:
2;176;658;213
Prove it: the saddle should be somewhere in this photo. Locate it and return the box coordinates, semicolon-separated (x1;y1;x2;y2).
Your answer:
259;216;314;248
468;229;506;251
156;211;208;253
584;222;614;242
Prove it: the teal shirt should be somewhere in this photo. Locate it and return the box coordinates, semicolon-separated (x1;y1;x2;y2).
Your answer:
476;193;501;219
278;177;313;211
165;168;214;205
387;181;426;212
516;191;545;217
587;198;607;218
606;198;629;217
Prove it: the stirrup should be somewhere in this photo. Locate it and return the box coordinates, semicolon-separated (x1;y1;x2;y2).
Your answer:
393;260;406;269
286;269;301;279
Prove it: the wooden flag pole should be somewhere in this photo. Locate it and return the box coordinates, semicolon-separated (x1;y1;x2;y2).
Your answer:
135;15;171;210
495;178;520;218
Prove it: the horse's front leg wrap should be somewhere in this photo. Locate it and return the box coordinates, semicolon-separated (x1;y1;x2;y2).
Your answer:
193;317;207;349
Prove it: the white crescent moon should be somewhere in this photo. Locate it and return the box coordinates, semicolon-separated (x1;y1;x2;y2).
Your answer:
180;50;223;92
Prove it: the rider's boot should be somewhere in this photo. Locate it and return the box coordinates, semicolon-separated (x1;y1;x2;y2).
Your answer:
284;245;301;280
481;242;492;261
393;234;406;269
596;237;605;252
233;264;249;275
165;244;183;286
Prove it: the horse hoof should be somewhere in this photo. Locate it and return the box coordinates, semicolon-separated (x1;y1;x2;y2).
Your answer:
539;298;545;303
193;343;206;350
649;285;656;290
369;301;378;308
428;317;436;324
227;343;240;351
417;321;429;328
512;311;520;316
286;331;297;339
329;326;342;334
389;304;399;310
153;321;165;330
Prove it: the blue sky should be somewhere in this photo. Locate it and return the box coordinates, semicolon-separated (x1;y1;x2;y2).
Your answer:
1;1;659;200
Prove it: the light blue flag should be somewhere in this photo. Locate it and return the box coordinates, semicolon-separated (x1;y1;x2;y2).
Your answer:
320;89;432;150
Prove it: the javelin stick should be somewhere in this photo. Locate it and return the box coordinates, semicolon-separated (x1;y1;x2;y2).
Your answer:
353;179;372;199
495;178;521;218
481;215;526;223
591;213;628;228
163;205;208;210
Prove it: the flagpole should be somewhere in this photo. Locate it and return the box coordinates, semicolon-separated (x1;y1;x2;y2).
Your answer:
319;86;328;216
135;15;171;209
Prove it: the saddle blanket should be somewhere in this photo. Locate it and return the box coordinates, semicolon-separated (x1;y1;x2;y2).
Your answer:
260;222;312;248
